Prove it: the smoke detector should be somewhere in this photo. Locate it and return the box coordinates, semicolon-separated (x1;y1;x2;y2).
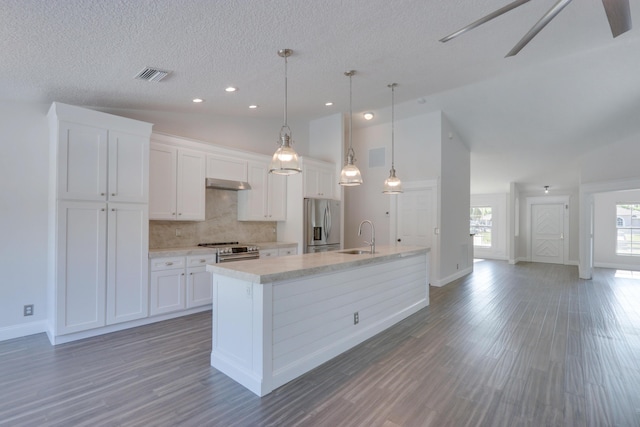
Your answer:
134;67;171;82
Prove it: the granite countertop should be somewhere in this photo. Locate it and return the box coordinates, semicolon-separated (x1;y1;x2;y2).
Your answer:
148;241;297;258
206;245;429;284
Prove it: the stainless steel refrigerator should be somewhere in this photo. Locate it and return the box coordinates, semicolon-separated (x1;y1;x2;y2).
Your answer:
304;198;341;253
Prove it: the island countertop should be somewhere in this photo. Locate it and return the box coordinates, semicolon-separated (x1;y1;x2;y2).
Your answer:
206;245;429;284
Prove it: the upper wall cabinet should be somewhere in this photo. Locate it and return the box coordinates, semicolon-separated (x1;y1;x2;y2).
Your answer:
302;157;338;200
55;121;149;203
238;160;287;221
149;142;205;221
206;154;248;182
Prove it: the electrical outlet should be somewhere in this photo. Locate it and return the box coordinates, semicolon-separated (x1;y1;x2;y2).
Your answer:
456;263;459;270
24;304;34;316
354;312;359;325
175;228;182;237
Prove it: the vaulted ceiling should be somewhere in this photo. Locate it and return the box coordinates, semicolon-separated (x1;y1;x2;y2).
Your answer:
2;0;639;193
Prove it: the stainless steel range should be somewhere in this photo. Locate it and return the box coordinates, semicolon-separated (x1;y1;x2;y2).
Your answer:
198;242;260;263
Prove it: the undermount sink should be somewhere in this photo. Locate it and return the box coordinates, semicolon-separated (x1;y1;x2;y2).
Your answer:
339;249;376;255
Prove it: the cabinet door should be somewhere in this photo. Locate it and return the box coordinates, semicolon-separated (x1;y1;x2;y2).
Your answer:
187;266;213;308
150;269;186;316
268;173;287;220
278;247;297;256
318;168;335;199
56;201;107;334
108;131;149;203
58;122;108;201
149;143;177;220
106;203;149;325
303;166;320;198
206;154;248;182
238;162;269;221
177;149;206;221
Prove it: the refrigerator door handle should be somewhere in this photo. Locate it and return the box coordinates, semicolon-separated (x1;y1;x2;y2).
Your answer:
324;204;331;241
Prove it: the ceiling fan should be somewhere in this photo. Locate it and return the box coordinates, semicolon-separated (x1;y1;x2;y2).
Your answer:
439;0;632;57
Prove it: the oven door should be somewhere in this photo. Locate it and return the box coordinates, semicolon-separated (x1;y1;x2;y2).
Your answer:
217;252;260;263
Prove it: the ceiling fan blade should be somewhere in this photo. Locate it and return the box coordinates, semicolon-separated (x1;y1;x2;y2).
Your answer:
601;0;632;37
506;0;573;57
439;0;531;43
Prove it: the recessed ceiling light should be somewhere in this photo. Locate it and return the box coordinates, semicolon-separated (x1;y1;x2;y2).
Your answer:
325;102;333;106
225;86;237;92
192;98;204;103
249;105;259;109
363;112;374;120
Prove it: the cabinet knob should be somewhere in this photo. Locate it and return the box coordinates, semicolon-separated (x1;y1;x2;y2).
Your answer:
101;208;105;211
189;272;193;275
165;262;173;266
111;193;116;196
200;259;206;263
181;273;185;276
178;213;182;216
397;238;402;242
101;193;105;196
111;208;116;211
172;212;176;216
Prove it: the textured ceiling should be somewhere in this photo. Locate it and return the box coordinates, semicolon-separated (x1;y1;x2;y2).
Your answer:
1;0;639;193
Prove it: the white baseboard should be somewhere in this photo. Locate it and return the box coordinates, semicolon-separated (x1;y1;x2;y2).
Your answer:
594;262;640;271
0;320;48;342
431;266;473;287
508;259;518;265
47;305;212;345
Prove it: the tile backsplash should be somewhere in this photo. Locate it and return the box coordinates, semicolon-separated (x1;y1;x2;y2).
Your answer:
149;188;276;249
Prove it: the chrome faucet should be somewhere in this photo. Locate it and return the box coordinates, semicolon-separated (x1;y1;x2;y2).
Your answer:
358;220;375;254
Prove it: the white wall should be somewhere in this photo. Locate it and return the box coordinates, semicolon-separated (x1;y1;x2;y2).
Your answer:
580;133;640;185
593;189;640;270
0;102;50;338
438;114;471;283
344;110;441;249
471;193;508;260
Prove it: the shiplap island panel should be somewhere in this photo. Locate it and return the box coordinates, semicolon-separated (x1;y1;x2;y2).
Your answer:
206;245;430;396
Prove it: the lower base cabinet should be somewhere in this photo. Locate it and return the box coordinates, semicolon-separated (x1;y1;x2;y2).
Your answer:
150;255;214;316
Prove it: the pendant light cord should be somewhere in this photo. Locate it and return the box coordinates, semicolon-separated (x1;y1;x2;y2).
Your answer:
389;83;396;169
279;49;292;139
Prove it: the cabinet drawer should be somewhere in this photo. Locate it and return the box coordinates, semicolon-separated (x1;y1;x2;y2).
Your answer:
278;247;297;256
187;254;217;267
150;257;185;271
259;249;279;258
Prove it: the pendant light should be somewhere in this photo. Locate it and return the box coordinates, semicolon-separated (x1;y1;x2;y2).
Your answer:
269;49;301;175
383;83;403;194
339;70;363;186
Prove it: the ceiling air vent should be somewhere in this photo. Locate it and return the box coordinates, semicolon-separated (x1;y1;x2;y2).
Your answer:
134;67;171;82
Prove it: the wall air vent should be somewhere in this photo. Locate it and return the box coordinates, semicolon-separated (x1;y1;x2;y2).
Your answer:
134;67;171;82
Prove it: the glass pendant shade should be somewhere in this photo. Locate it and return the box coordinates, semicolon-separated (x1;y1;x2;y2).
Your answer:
339;70;362;187
383;167;403;194
269;48;301;175
383;83;402;194
269;134;301;175
339;148;363;186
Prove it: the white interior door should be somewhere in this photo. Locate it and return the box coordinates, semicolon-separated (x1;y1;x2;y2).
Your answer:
394;184;435;248
531;203;565;264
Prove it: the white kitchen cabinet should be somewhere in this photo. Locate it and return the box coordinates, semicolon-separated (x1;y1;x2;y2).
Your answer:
56;123;148;203
187;255;216;308
238;160;287;221
259;248;279;258
150;254;214;314
106;203;149;324
150;265;186;316
149;142;205;221
206;154;248;182
48;103;152;342
303;159;337;199
278;247;298;256
56;201;107;334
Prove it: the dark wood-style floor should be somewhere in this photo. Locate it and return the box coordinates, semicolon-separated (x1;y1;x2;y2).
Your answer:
1;261;639;426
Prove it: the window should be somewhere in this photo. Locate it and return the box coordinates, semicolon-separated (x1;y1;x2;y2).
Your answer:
470;206;492;248
616;203;640;256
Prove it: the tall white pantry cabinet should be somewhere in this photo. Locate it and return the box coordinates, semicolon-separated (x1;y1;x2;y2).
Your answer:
47;102;153;344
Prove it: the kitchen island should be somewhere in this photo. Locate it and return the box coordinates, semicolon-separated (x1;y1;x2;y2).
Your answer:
206;245;430;396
